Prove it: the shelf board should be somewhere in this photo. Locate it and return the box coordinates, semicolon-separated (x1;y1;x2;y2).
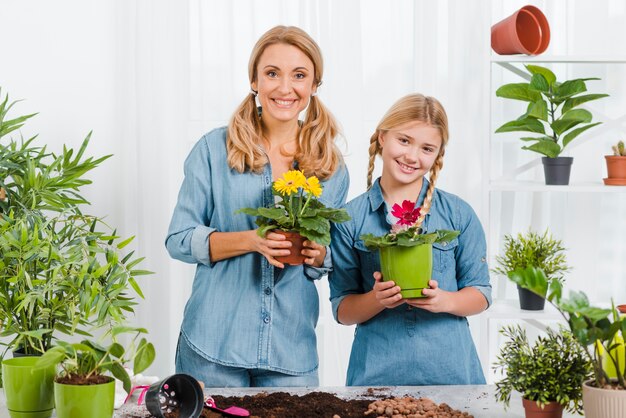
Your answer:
481;299;563;320
488;180;626;193
491;55;626;64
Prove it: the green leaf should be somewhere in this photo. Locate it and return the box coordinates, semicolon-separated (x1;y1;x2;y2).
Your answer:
110;362;132;393
257;207;286;220
522;138;562;158
562;93;609;113
496;83;542;102
553;79;592;102
526;100;548;121
551;109;592;135
526;65;556;85
562;122;601;149
133;340;156;375
529;74;550;93
495;117;546;134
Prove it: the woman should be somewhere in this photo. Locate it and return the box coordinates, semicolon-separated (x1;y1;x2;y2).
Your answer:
166;26;348;387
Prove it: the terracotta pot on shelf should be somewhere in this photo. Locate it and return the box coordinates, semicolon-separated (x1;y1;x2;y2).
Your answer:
522;398;563;418
491;5;550;55
604;155;626;186
274;230;306;266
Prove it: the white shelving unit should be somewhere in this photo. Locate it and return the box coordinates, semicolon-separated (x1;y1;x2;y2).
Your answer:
480;54;626;382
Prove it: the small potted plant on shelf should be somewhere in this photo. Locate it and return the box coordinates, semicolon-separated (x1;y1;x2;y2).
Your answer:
604;140;626;185
35;326;155;418
493;325;591;418
510;267;626;418
360;200;459;298
492;229;569;310
237;169;350;265
495;64;609;185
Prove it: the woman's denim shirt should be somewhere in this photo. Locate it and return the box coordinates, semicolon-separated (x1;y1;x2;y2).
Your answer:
166;127;349;374
329;178;491;386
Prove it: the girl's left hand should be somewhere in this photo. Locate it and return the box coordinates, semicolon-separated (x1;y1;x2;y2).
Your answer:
406;280;451;313
302;240;326;267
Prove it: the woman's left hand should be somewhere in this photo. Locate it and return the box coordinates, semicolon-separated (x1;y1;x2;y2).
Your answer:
302;240;326;267
406;280;451;313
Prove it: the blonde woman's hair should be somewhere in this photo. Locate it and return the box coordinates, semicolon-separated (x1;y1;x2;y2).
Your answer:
366;93;449;229
227;25;342;180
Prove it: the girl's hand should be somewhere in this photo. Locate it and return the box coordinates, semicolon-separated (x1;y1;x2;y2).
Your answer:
249;230;292;268
406;280;451;313
302;240;326;267
372;271;405;309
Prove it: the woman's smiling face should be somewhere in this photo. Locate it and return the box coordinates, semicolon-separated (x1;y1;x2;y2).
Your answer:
378;120;442;187
252;43;316;126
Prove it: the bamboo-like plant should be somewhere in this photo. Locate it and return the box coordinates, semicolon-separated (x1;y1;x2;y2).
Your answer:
0;89;151;364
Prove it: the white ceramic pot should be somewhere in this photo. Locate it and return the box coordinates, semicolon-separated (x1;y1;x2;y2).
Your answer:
582;379;626;418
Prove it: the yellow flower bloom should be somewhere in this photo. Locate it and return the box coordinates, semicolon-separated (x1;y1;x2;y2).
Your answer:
273;170;306;195
304;175;322;198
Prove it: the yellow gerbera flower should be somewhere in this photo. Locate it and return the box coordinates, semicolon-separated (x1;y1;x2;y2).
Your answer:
304;175;322;198
273;170;306;195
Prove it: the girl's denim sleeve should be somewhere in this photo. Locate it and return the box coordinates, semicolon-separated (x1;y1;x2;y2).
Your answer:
165;137;216;266
304;164;350;280
455;199;492;307
328;217;364;323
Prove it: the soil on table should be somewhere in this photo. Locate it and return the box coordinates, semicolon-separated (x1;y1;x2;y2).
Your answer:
158;391;472;418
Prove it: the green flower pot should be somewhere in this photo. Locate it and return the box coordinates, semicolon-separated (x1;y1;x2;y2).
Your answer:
380;243;432;298
1;357;55;418
54;378;115;418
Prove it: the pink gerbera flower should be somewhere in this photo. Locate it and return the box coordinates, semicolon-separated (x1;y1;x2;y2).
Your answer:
391;200;421;226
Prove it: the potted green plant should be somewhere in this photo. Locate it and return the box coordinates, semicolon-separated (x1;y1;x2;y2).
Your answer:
237;169;350;265
511;267;626;418
493;229;569;310
360;200;459;298
495;64;608;185
0;89;152;416
604;140;626;185
35;326;155;418
494;325;591;417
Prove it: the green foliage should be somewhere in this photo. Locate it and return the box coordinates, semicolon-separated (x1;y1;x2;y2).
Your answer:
510;266;626;390
0;90;152;367
493;325;591;414
493;229;569;285
360;227;459;249
35;326;155;393
495;65;608;158
612;140;625;156
237;186;350;247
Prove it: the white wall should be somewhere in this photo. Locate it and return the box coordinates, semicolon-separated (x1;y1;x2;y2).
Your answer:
2;0;625;386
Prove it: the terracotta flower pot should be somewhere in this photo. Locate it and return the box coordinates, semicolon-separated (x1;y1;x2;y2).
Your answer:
604;156;626;185
274;230;306;266
491;5;550;55
522;398;563;418
617;304;626;314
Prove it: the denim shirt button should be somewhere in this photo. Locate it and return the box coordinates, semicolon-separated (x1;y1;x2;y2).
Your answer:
263;316;270;324
264;287;272;295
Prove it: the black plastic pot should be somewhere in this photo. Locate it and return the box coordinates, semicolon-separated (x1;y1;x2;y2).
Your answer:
517;285;546;311
145;373;204;418
542;157;573;185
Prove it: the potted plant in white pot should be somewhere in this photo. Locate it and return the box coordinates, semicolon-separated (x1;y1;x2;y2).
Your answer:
35;326;155;418
493;325;591;418
495;64;608;185
604;140;626;185
493;229;569;310
511;266;626;418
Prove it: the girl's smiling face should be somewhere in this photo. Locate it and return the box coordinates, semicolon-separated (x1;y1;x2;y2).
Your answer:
252;43;316;126
378;120;442;187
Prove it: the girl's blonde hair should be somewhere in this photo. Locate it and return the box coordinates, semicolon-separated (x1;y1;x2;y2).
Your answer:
227;25;342;180
366;93;449;229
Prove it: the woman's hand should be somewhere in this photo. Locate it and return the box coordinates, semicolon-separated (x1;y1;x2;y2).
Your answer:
372;271;405;309
302;240;326;267
249;230;292;268
406;280;451;313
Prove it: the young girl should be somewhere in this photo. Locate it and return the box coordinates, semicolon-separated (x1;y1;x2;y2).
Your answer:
166;26;348;387
329;93;491;386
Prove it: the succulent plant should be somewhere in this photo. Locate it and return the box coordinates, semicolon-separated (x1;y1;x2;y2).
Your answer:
612;140;625;156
